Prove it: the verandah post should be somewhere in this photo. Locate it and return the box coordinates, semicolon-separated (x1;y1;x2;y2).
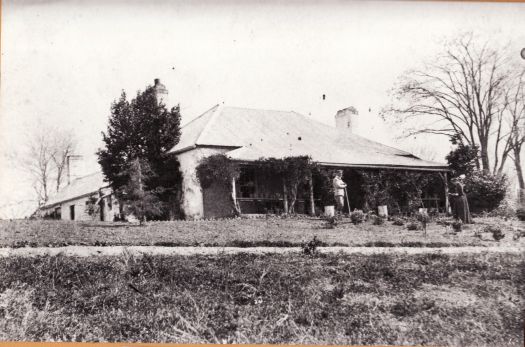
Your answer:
282;179;289;214
231;176;241;216
443;171;450;215
308;172;315;216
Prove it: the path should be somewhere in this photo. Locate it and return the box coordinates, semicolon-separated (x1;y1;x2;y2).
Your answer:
0;245;523;257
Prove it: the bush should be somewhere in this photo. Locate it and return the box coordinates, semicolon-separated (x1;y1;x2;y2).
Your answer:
406;222;420;231
435;217;453;226
392;217;404;226
323;215;338;229
463;171;508;213
516;207;525;221
484;224;505;241
301;236;321;255
415;211;430;223
492;229;505;241
350;210;365;224
372;215;385;225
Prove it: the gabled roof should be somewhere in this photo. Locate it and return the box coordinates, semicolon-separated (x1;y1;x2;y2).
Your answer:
169;105;448;171
42;171;108;208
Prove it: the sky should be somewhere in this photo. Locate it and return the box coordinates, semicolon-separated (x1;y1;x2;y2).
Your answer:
1;0;525;218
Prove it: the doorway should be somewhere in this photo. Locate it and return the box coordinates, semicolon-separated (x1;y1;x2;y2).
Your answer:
69;205;75;220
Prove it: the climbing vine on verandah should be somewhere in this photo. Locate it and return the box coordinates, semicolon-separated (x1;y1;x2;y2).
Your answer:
195;154;317;215
195;154;241;215
253;156;317;214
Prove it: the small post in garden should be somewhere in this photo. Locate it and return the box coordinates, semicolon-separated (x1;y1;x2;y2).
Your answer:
308;172;315;216
282;179;289;214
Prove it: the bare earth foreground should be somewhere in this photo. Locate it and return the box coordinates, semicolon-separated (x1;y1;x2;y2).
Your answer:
0;218;523;346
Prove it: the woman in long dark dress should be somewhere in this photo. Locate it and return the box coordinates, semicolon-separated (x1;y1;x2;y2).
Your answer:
449;176;473;224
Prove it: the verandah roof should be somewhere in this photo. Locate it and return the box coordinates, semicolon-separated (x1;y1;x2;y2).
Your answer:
169;105;448;172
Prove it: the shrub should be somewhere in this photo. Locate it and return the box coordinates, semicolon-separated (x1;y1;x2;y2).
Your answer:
481;224;506;241
392;217;404;226
350;210;365;224
492;228;505;241
323;215;338;229
435;217;453;226
406;222;420;231
372;215;385;225
516;207;525;221
463;171;508;213
416;211;430;224
483;225;501;234
301;236;321;255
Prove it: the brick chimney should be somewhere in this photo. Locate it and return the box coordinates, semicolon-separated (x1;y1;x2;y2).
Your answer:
66;154;83;185
153;78;169;106
335;106;358;133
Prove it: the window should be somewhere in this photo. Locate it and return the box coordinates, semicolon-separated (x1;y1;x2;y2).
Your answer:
69;205;75;220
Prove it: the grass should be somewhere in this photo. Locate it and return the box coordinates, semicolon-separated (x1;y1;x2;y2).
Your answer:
1;216;523;248
0;252;523;345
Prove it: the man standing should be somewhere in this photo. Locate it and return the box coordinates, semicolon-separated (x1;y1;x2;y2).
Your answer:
332;170;347;215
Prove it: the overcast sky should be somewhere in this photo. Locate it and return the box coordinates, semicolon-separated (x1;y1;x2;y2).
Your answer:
1;0;524;218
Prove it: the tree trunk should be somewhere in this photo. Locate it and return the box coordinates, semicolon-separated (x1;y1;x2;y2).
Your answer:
480;142;490;173
514;147;525;204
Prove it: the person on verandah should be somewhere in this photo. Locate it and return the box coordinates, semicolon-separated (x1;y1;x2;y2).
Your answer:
332;170;348;216
449;174;473;224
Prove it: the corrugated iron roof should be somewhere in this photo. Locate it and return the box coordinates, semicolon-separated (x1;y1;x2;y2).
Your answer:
42;171;108;208
171;105;448;170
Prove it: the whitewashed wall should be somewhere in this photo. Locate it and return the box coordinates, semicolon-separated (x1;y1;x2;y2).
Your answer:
176;147;229;219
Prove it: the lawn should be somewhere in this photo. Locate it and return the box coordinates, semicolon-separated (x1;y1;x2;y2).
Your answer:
0;252;523;346
0;216;523;248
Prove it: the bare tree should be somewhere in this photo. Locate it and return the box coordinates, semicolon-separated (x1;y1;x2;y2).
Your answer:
505;70;525;201
382;33;521;175
51;130;76;192
20;123;76;206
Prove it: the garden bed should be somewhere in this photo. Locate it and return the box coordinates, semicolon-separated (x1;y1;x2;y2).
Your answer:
0;216;523;248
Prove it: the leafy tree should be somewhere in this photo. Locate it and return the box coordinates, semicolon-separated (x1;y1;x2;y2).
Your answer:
446;143;480;177
463;171;508;213
119;159;163;224
97;83;182;219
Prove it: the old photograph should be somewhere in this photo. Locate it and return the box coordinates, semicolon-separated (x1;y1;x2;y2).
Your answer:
0;0;524;346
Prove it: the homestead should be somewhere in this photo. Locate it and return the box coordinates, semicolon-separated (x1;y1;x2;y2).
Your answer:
169;105;450;220
39;171;116;221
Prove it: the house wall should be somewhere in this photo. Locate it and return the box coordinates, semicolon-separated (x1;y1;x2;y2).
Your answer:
60;196;91;221
176;147;230;219
59;193;116;222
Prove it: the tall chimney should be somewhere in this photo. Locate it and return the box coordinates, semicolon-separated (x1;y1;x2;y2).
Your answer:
66;155;83;185
153;78;169;106
335;106;358;133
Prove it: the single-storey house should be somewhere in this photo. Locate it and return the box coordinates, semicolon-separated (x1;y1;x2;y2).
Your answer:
169;104;450;220
39;171;117;221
